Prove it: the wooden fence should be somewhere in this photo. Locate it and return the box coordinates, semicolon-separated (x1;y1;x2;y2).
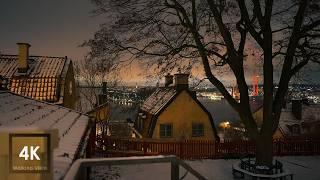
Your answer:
95;137;320;159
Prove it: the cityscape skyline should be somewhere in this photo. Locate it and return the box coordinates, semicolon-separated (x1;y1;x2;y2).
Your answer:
1;0;319;85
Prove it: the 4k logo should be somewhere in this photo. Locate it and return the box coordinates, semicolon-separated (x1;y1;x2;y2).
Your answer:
9;133;51;173
19;146;41;160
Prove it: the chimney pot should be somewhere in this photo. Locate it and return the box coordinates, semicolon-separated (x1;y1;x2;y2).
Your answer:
17;43;31;73
174;73;189;91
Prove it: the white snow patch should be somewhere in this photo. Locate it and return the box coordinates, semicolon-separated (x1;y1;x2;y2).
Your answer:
90;156;320;180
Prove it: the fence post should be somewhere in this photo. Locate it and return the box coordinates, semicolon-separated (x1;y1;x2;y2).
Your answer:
309;140;313;155
179;140;183;159
143;140;147;155
171;158;179;180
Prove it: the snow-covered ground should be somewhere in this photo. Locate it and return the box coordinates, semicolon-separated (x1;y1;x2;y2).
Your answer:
90;156;320;180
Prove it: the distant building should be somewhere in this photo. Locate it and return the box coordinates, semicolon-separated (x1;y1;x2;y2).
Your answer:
105;120;142;138
87;102;110;122
0;43;76;109
136;73;219;141
87;102;109;137
253;99;320;138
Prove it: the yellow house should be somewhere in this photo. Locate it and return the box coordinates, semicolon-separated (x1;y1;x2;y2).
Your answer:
87;102;109;137
0;43;76;109
136;73;219;141
252;106;285;139
87;102;110;122
252;100;310;139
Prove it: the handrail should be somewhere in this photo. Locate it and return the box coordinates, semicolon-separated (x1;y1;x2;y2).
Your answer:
63;155;207;180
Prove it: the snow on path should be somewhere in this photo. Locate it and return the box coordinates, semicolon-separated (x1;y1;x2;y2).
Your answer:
90;156;320;180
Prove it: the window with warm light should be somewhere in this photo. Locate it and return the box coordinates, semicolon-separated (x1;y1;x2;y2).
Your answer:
69;81;73;95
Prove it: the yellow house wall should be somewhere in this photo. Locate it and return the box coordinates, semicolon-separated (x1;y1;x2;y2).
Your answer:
89;105;109;122
253;108;263;127
253;108;284;139
152;90;215;140
273;129;284;139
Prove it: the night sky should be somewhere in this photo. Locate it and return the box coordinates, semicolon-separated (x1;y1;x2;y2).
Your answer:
0;0;319;85
0;0;101;61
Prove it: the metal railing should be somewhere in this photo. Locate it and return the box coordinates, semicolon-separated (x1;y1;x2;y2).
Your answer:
63;155;207;180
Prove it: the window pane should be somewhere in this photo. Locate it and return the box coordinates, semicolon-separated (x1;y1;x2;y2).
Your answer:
192;123;204;137
160;124;172;138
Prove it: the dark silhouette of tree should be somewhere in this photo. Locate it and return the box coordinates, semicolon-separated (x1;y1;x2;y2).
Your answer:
74;55;121;112
84;0;320;165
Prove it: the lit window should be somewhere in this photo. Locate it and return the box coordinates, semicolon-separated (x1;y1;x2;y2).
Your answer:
160;124;172;138
192;123;204;137
69;81;73;95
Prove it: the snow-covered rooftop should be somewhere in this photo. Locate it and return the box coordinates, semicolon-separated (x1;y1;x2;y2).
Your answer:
140;87;177;115
0;91;90;180
90;156;320;180
302;104;320;123
278;103;320;136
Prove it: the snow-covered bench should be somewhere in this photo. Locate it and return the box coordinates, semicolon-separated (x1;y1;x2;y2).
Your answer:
232;162;293;180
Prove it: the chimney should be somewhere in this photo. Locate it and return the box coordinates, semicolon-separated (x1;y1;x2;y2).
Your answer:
102;82;107;94
164;73;173;87
292;99;302;120
174;73;189;91
0;76;8;90
17;43;31;73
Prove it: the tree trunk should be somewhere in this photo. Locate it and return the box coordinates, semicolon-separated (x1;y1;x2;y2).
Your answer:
255;134;273;166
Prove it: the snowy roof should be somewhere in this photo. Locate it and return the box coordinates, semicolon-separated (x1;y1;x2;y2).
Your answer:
0;54;71;103
278;103;320;136
249;96;263;113
108;102;139;121
0;91;90;180
278;110;301;136
107;122;135;138
302;104;320;123
140;87;177;115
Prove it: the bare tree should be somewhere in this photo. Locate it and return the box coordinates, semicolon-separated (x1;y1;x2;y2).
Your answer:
75;55;121;112
84;0;320;165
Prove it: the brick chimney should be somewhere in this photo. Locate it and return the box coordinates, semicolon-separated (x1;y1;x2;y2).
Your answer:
17;43;31;73
174;73;189;91
292;99;302;120
164;73;173;87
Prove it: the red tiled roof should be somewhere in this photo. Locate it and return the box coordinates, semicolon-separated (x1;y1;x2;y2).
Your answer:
0;55;67;78
0;55;70;103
